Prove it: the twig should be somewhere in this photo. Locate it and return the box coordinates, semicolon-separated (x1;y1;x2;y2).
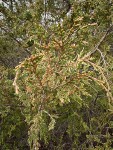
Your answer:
97;48;107;68
13;70;19;94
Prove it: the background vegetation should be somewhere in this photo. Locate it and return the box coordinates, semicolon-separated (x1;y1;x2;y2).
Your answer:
0;0;113;149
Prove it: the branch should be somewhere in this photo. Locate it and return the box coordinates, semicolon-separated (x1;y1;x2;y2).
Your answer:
97;48;107;67
13;70;19;94
1;27;31;55
85;24;113;58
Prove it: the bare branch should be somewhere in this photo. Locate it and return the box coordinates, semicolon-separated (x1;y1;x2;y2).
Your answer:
85;24;113;58
13;70;19;94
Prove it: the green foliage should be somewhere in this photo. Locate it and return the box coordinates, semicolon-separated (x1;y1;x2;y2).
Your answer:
0;66;29;149
14;1;113;148
0;0;113;149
